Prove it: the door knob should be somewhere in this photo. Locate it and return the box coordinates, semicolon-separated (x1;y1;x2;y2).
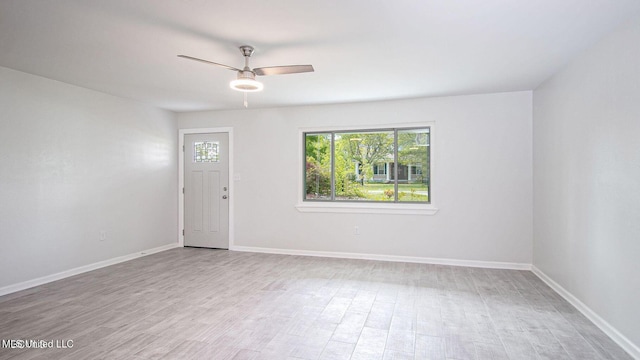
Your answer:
222;195;228;199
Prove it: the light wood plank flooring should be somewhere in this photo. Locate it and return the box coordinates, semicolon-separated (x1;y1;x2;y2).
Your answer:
0;248;631;359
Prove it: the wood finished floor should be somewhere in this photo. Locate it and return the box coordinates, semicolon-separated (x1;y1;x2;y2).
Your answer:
0;248;631;360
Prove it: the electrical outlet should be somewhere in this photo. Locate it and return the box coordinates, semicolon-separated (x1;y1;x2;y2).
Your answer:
354;226;360;235
99;230;107;241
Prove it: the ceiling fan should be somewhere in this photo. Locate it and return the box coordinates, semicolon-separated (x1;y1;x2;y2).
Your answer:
178;45;314;107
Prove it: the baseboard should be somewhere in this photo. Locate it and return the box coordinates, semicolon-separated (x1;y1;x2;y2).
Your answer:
0;243;179;297
532;266;639;359
230;245;531;270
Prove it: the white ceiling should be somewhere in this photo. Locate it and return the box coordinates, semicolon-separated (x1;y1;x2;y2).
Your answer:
1;0;639;112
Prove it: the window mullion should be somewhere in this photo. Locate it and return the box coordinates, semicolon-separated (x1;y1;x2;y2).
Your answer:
393;129;398;202
330;132;335;201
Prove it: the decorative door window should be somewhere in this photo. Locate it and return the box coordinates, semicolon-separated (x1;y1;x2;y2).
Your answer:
194;141;219;163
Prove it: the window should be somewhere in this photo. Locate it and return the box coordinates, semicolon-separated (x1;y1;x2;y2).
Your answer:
304;127;430;203
373;164;387;175
193;141;219;163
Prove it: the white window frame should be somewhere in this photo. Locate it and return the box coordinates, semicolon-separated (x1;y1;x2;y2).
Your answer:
295;122;438;215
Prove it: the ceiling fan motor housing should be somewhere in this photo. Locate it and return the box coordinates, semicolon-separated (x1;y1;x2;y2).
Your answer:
230;70;263;91
229;45;263;92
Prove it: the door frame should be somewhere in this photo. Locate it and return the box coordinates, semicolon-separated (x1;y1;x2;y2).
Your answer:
178;127;234;248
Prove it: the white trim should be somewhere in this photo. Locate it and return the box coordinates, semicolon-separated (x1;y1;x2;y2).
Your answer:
532;266;640;359
298;122;435;133
0;243;179;297
297;122;437;214
230;245;531;270
295;202;438;215
178;127;234;249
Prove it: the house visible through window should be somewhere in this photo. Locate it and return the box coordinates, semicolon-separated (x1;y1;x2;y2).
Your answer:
304;127;430;203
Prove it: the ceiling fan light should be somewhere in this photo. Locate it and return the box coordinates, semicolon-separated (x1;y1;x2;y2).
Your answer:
230;78;263;92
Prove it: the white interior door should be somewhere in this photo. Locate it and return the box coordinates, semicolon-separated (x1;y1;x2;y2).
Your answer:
184;133;229;249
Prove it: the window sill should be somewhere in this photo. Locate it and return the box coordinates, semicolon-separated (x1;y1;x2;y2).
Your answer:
295;202;439;215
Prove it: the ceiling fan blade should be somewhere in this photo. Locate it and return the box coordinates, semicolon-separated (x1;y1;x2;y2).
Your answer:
254;65;314;76
177;55;241;72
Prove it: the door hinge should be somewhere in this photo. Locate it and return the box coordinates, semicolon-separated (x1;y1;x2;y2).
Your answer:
182;187;184;194
182;229;184;236
182;145;185;151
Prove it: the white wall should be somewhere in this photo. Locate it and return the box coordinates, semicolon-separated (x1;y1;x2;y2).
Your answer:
179;92;533;265
0;66;178;288
533;16;640;350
